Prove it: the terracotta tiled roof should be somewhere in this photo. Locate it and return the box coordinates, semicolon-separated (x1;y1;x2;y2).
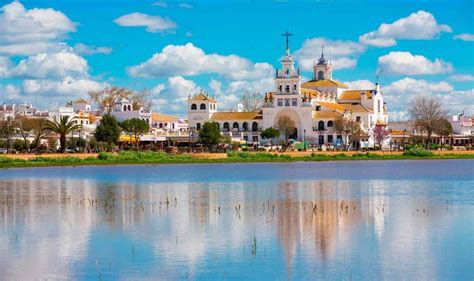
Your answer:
210;111;261;121
152;113;178;122
376;120;387;126
341;103;372;113
302;79;349;89
317;101;347;112
339;90;373;100
190;92;216;102
313;111;343;119
74;98;89;104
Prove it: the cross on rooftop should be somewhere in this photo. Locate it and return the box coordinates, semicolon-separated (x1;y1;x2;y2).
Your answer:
281;31;293;51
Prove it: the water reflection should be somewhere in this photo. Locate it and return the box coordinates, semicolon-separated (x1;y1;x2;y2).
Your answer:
0;163;473;280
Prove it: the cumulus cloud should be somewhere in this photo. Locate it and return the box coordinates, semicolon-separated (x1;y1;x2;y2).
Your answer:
345;79;376;90
293;37;366;71
152;2;168;8
453;33;474;41
378;51;453;75
127;43;274;80
73;43;112;55
6;52;89;79
382;77;454;119
449;74;474;82
150;76;199;113
22;76;106;98
0;56;12;76
0;1;76;56
0;84;21;100
359;10;452;47
113;12;177;33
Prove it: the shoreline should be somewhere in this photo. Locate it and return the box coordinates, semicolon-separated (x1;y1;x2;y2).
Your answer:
1;151;474;169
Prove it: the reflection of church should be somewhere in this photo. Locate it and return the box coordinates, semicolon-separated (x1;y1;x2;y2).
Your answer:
187;33;388;148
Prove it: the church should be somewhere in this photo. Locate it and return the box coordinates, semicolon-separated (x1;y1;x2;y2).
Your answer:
187;33;388;149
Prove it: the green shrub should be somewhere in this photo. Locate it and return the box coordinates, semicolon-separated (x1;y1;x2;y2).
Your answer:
97;152;111;160
403;147;434;157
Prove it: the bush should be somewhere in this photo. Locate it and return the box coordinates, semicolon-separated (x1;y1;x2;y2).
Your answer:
403;146;434;157
97;152;111;160
430;143;441;150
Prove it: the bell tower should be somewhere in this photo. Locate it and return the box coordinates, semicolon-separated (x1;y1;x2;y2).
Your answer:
313;45;332;81
275;31;301;95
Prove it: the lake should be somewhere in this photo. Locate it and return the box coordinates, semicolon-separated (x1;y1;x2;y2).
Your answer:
0;160;473;280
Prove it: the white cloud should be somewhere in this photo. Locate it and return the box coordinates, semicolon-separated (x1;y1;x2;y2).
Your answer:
0;83;20;100
382;77;454;120
73;43;112;55
345;79;375;90
378;51;453;75
293;37;366;71
178;3;193;9
113;12;177;33
22;76;106;98
0;1;76;56
7;52;89;79
449;74;474;82
152;2;168;8
150;76;199;114
127;43;274;80
359;10;452;47
453;33;474;41
438;89;474;114
0;56;12;76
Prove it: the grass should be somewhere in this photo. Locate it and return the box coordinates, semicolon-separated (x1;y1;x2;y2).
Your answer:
0;149;473;169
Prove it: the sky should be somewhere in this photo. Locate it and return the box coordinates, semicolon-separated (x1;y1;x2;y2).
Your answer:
0;0;473;120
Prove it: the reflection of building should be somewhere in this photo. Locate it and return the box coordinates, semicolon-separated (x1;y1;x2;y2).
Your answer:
187;34;388;148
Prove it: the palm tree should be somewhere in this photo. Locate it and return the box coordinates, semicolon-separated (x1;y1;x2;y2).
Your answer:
44;116;82;152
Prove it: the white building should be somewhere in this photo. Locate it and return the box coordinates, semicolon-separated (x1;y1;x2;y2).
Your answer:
187;34;388;148
111;97;152;126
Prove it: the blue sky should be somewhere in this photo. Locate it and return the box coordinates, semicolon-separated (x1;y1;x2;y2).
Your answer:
0;0;473;119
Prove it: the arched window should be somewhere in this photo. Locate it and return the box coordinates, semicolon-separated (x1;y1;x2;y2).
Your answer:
279;85;282;92
127;105;131;111
123;105;127;111
318;71;324;80
223;122;230;132
200;103;206;110
318;121;325;131
285;85;290;93
252;122;259;132
232;122;239;131
191;104;197;110
327;120;334;127
242;122;248;131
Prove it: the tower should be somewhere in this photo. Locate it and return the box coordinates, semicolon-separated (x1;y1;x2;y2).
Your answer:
313;45;332;81
275;31;301;95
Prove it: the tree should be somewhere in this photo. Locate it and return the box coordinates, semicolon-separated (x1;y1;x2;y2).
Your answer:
43;116;82;153
434;118;453;148
373;125;390;149
95;114;121;148
120;118;149;148
89;87;152;113
334;117;361;150
198;122;221;149
240;92;263;112
260;127;280;151
28;118;47;150
0;119;15;152
408;96;448;148
276;115;296;144
16;117;46;152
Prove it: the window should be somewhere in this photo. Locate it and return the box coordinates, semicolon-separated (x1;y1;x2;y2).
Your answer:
279;85;282;92
172;123;175;129
191;104;197;110
285;85;290;93
318;121;325;131
123;105;127;111
285;99;290;106
293;84;297;90
159;123;163;128
327;120;334;127
233;122;239;131
196;123;201;130
277;99;283;106
242;122;248;131
356;116;361;123
315;106;321;111
318;135;324;145
200;103;206;110
328;135;333;143
292;98;297;106
128;105;131;111
223;122;229;132
318;71;324;80
252;122;259;132
378;100;381;113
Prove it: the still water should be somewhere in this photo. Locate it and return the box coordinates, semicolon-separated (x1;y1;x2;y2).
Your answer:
0;160;473;280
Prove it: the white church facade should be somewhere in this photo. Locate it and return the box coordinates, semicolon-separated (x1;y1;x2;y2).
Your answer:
187;34;388;149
